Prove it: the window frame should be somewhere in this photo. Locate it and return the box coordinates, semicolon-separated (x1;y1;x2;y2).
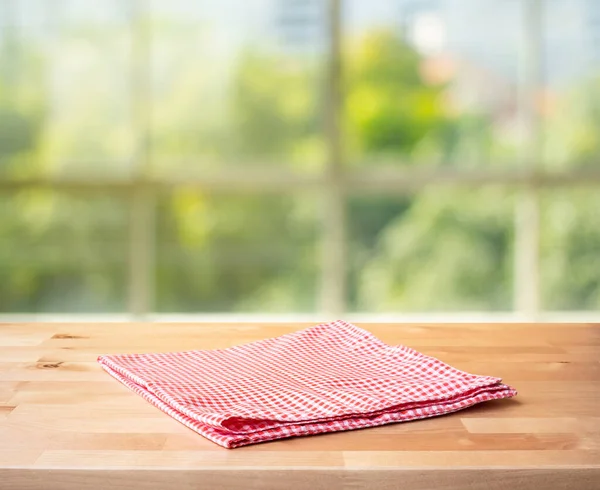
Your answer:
1;0;599;320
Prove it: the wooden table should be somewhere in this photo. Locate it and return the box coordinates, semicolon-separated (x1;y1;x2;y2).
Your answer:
0;322;598;489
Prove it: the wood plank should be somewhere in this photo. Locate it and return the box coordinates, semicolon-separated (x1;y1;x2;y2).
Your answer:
34;450;344;468
462;418;600;434
342;449;600;467
6;404;186;434
0;322;598;490
2;468;600;490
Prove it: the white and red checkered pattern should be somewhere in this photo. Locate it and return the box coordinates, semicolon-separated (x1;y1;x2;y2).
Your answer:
98;320;516;448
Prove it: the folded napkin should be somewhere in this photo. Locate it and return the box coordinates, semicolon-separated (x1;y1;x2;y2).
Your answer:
98;320;516;448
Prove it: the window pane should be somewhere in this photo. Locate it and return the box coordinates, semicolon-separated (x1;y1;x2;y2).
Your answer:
541;190;600;311
543;0;600;170
348;188;514;312
156;191;319;312
149;0;327;176
0;0;49;179
0;191;128;312
342;0;520;169
46;1;135;178
0;0;135;180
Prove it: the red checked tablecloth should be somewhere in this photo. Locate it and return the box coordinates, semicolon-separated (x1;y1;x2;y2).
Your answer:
98;320;517;448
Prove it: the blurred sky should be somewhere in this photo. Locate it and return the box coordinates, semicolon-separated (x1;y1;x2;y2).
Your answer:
1;0;599;87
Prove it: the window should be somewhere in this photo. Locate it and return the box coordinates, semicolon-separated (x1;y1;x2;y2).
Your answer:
1;0;598;319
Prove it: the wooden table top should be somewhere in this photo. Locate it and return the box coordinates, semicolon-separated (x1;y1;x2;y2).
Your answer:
0;322;598;490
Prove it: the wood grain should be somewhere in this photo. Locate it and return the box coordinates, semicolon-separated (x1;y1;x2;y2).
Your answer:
0;322;599;490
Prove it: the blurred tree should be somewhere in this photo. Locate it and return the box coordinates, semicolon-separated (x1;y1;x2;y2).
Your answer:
540;77;600;310
153;44;321;312
545;76;600;170
344;31;451;161
0;38;128;312
354;189;513;312
230;51;322;165
341;32;514;311
0;191;128;313
1;21;598;314
0;44;45;178
156;192;318;313
354;72;600;312
541;190;600;310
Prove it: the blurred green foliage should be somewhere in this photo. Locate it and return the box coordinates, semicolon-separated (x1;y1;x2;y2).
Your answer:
0;26;598;313
344;31;450;159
